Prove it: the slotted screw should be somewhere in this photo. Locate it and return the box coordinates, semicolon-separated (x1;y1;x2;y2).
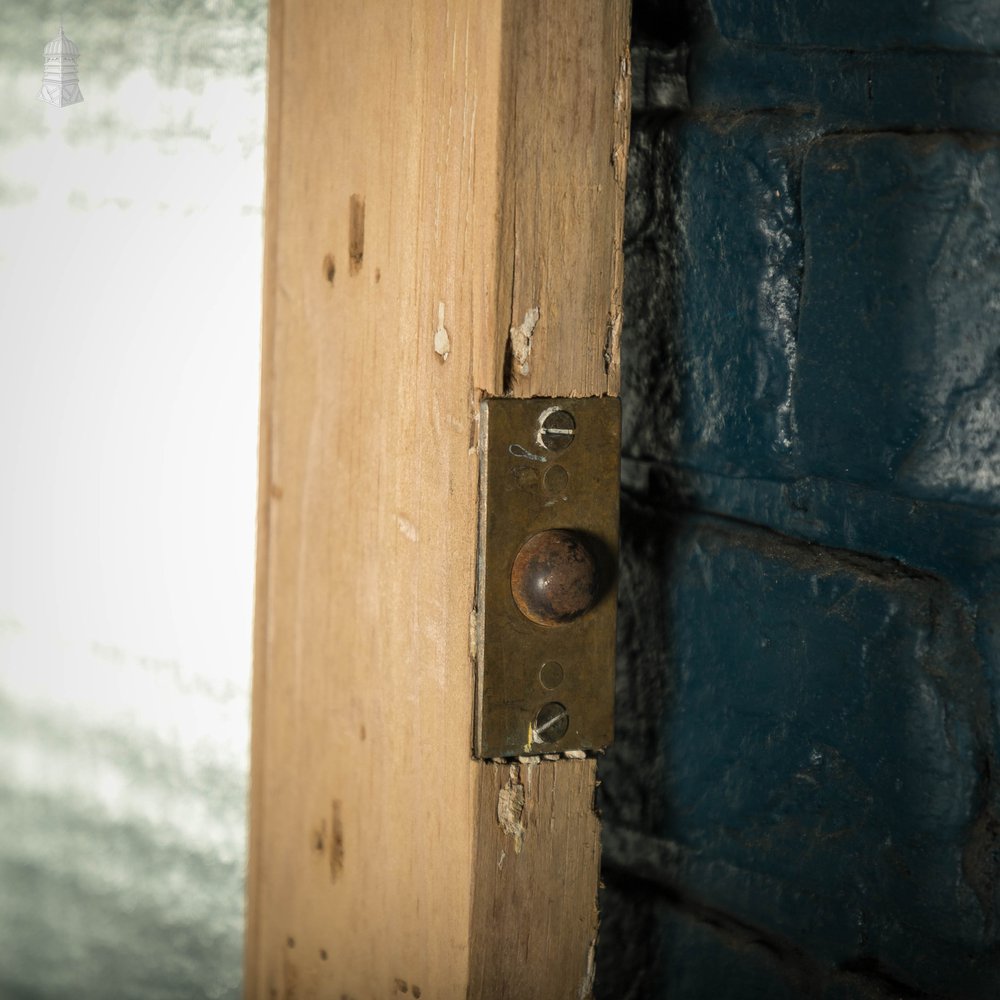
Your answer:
532;702;569;744
538;408;576;452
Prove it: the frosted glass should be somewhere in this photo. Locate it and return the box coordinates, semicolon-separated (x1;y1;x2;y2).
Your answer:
0;4;266;997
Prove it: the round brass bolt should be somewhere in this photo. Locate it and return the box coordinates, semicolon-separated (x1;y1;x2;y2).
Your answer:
510;529;600;626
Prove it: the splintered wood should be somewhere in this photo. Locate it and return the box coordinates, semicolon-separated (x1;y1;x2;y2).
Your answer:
246;2;630;998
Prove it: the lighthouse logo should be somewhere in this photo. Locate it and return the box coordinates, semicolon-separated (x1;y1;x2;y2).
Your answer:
38;26;84;108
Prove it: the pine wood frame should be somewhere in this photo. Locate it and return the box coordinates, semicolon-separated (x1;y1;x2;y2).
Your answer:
246;3;631;997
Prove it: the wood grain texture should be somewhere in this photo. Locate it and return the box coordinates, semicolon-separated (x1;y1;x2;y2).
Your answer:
497;1;631;400
468;762;603;999
245;2;630;998
470;7;630;995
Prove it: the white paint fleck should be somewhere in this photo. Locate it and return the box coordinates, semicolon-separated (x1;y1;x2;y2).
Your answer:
579;937;597;999
396;515;418;542
433;300;450;360
469;609;478;662
509;306;539;376
497;764;526;854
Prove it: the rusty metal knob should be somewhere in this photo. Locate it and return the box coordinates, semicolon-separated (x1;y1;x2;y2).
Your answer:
510;529;600;626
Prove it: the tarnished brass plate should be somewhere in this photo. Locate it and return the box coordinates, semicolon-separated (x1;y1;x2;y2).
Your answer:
474;396;620;758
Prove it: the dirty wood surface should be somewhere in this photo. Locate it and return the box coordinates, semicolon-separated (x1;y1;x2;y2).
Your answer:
245;2;630;998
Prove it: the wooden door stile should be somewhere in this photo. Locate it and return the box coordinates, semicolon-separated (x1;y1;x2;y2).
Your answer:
246;3;631;997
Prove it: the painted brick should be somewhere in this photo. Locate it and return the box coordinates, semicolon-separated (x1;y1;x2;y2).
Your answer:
795;133;1000;508
690;39;1000;133
652;464;1000;598
623;120;1000;524
628;122;1000;509
620;122;683;464
609;5;1000;997
622;116;814;477
597;877;806;1000
707;0;1000;52
596;867;932;1000
600;511;1000;997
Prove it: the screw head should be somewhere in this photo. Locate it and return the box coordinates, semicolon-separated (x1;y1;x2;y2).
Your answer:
537;408;576;452
510;529;600;626
532;702;569;745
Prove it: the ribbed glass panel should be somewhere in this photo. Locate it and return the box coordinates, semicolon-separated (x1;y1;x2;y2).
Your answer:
0;4;267;997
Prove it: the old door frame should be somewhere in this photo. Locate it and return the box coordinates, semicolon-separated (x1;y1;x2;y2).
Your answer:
246;3;632;997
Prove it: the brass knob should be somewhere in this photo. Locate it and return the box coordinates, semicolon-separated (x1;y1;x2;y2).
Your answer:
510;529;600;626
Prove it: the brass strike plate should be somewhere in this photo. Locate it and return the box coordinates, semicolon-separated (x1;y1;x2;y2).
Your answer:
474;396;620;759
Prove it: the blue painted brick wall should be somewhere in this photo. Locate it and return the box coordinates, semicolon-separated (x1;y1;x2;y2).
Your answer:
708;0;1000;52
599;4;1000;997
797;133;1000;508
